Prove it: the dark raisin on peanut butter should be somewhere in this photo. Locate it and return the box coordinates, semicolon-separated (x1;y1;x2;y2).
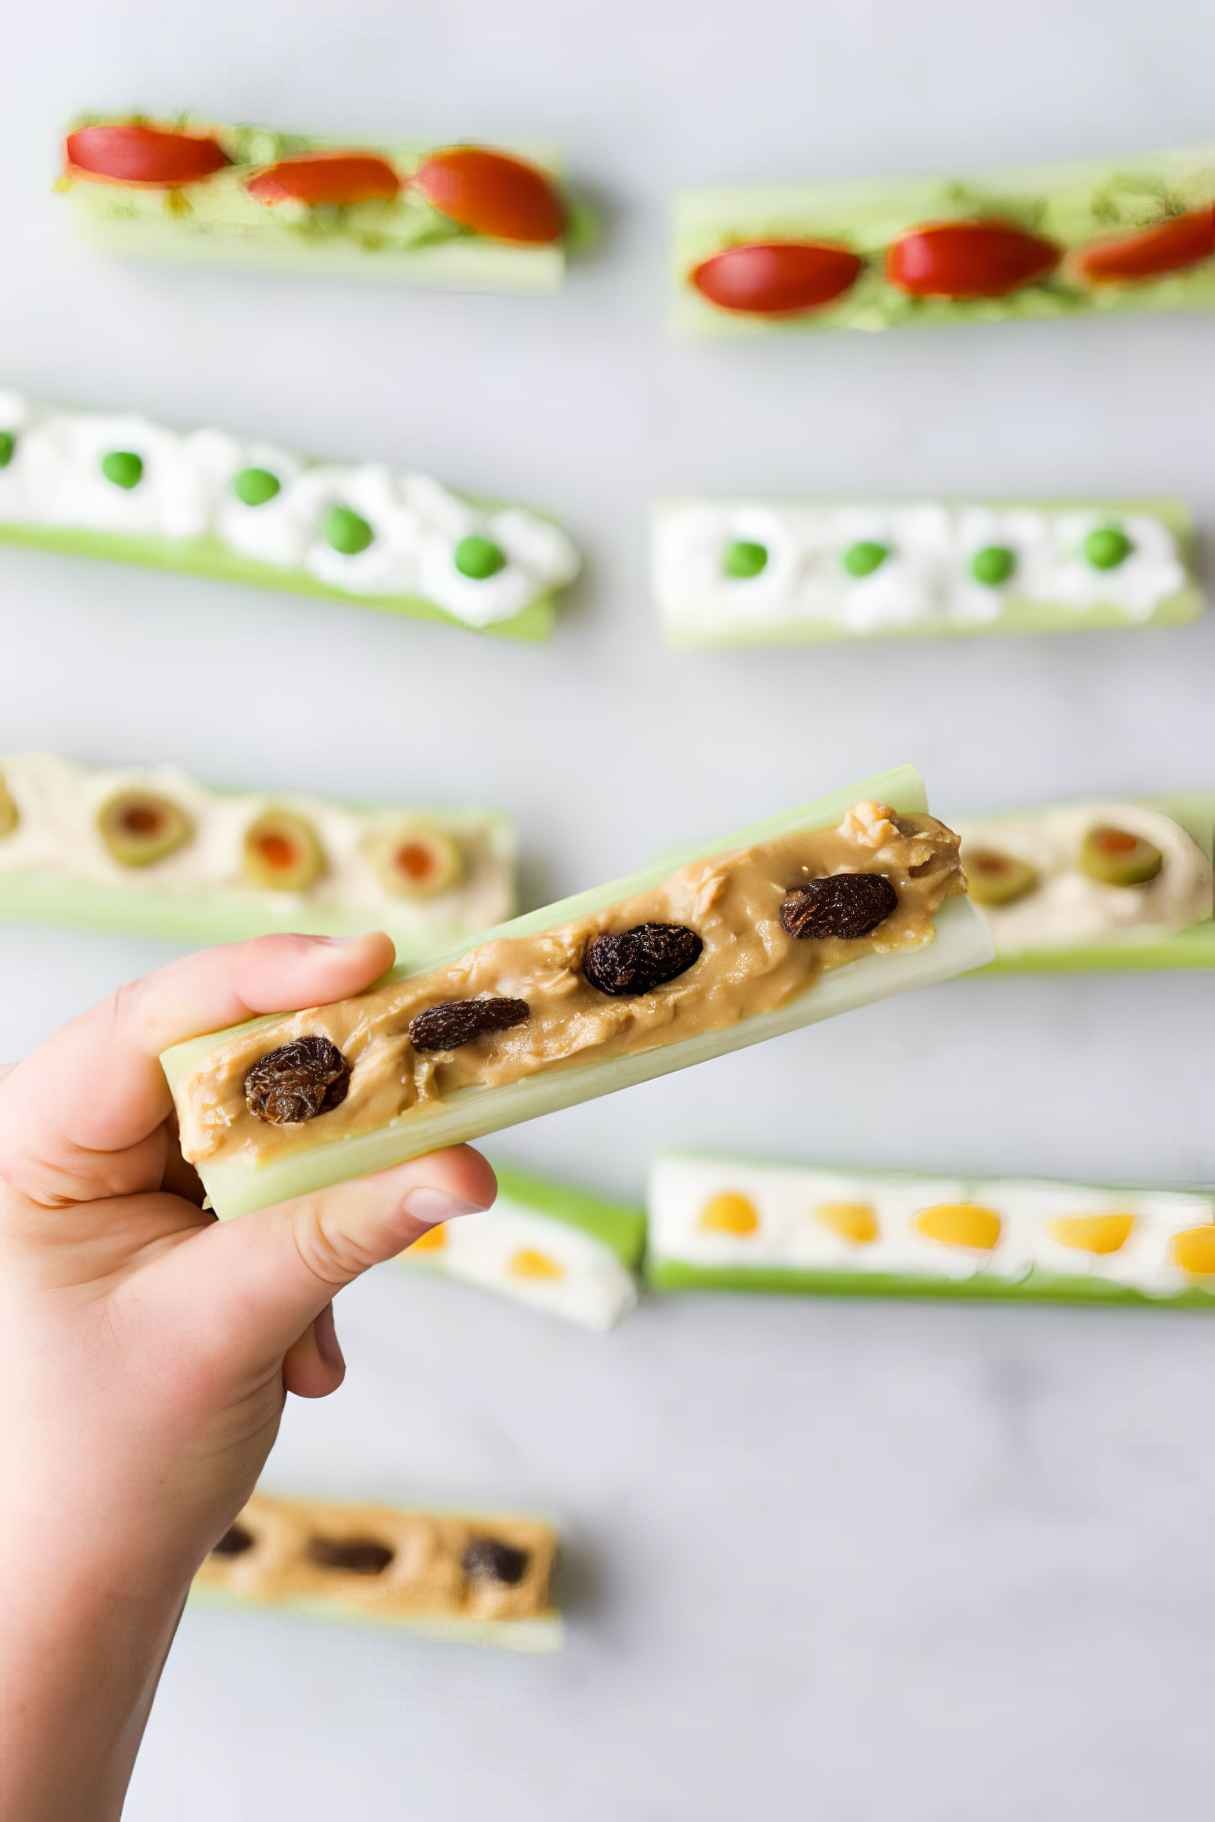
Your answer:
779;873;898;941
408;996;530;1052
306;1536;395;1576
462;1536;531;1586
244;1035;351;1125
582;922;704;997
211;1523;256;1559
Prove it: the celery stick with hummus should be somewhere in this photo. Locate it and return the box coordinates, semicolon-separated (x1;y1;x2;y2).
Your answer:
0;754;515;964
959;794;1214;970
163;766;991;1220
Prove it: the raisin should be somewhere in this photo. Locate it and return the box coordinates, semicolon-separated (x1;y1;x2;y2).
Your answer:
306;1536;395;1576
211;1523;256;1559
244;1035;351;1125
779;873;898;941
408;996;530;1052
462;1536;531;1586
582;923;703;996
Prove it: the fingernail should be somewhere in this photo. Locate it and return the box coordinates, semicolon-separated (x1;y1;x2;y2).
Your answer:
402;1188;486;1228
314;1302;344;1372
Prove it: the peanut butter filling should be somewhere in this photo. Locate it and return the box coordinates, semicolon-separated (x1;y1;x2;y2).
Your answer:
177;801;965;1168
196;1493;557;1626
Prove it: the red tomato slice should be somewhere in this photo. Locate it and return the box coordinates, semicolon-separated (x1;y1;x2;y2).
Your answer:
1072;206;1215;284
886;220;1061;298
690;241;863;314
65;124;231;186
413;148;564;244
245;152;401;207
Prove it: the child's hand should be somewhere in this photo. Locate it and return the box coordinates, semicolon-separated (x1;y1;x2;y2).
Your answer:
0;933;496;1821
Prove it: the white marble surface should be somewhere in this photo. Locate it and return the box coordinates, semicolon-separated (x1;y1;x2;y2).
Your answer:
3;1;1214;1815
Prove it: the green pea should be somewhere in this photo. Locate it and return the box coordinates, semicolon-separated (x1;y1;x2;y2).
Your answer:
324;504;374;556
1084;526;1133;570
970;544;1017;587
101;450;144;490
723;539;768;580
454;534;507;580
0;431;15;470
233;466;281;507
842;540;889;579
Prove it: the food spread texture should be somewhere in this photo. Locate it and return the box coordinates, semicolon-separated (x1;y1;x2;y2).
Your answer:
197;1492;557;1631
655;502;1196;643
400;1177;641;1330
0;393;580;629
0;754;513;942
175;801;967;1170
957;801;1212;953
650;1158;1215;1301
60;119;572;276
675;146;1215;333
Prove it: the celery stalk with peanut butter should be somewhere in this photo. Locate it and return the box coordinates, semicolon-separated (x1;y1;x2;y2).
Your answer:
163;768;993;1219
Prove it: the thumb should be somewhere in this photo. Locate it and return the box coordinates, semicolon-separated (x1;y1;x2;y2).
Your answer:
172;1146;497;1377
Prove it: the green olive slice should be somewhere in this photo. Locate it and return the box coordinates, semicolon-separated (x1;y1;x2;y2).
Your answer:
965;846;1040;907
97;789;193;867
242;810;326;892
1078;825;1164;887
367;822;463;899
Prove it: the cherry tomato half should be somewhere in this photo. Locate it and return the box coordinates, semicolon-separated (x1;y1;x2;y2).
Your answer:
413;148;565;245
245;152;401;207
886;219;1061;299
690;241;863;315
64;123;231;186
1072;206;1215;284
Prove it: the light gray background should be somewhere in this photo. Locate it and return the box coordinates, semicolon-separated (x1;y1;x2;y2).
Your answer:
4;2;1214;1816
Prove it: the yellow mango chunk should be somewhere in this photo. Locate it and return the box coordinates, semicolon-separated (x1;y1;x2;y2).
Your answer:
814;1201;879;1246
509;1248;565;1281
1170;1227;1215;1278
914;1202;1002;1251
1048;1213;1135;1256
407;1223;447;1255
698;1192;760;1236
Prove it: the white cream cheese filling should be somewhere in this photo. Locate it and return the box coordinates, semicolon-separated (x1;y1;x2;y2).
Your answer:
654;501;1190;636
0;397;580;627
649;1158;1215;1299
0;753;513;938
400;1196;637;1330
957;802;1213;953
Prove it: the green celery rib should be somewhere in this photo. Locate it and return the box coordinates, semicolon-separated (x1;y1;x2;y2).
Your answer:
673;144;1215;336
162;764;993;1219
646;1257;1215;1310
188;1587;563;1651
978;793;1215;974
656;499;1202;648
491;1163;646;1267
0;523;557;642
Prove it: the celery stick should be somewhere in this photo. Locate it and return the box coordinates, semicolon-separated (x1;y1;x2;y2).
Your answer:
647;1154;1215;1310
655;498;1202;648
60;115;586;294
162;765;993;1219
973;794;1215;973
674;145;1215;336
398;1162;645;1330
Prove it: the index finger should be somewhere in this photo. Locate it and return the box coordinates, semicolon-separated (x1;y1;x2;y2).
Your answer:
0;932;394;1187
